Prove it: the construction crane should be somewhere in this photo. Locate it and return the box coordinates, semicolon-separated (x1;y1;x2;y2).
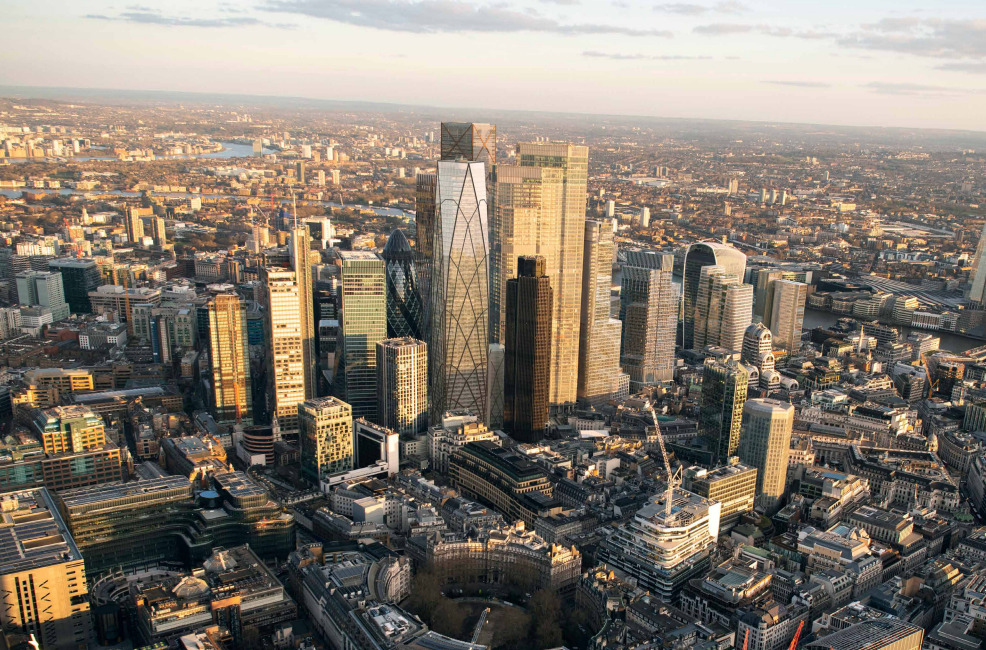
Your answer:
646;404;682;521
742;629;749;650
788;620;805;650
919;353;939;398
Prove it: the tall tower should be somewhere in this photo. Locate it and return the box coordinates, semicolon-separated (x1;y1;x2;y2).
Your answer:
261;267;306;437
700;360;749;465
337;251;387;420
683;242;747;349
969;221;986;304
376;337;428;435
125;206;144;244
382;230;424;339
742;323;776;389
16;270;70;321
48;259;102;314
619;250;679;390
764;279;807;354
299;396;353;483
739;398;794;513
693;265;753;352
208;293;252;425
430;160;490;422
517;142;589;409
414;173;437;333
440;122;496;166
578;220;623;406
289;226;316;400
504;256;552;443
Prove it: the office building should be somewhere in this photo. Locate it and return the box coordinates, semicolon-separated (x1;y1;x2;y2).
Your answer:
354;419;400;475
376;337;428;435
597;489;721;601
700;360;749;464
31;405;105;454
504;256;552;443
428;413;498;475
764;279;808;353
289;226;316;401
693;265;753;352
48;258;102;313
241;425;275;465
440;122;495;166
806;618;923;650
337;251;387;419
382;229;424;340
683;242;747;349
16;270;69;321
146;215;167;247
413;173;436;332
449;440;560;527
620;250;679;388
578;220;623;406
488;342;505;428
682;461;757;534
489;164;563;345
208;294;252;425
299;397;354;483
261;267;307;436
430;160;490;422
125;206;145;243
517;142;588;408
742;323;776;389
0;488;91;650
969;222;986;304
739;399;795;513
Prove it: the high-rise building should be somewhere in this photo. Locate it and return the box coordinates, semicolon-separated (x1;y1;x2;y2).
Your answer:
700;360;749;465
619;250;679;389
261;267;306;436
578;220;623;406
517;142;588;408
382;230;424;339
753;268;785;320
376;337;428;435
146;215;167;247
489;164;563;344
337;251;387;419
693;265;753;352
430;160;490;422
969;222;986;304
208;294;252;425
487;342;505;428
597;489;721;601
31;405;105;454
48;258;102;313
16;270;69;321
289;226;316;401
504;256;552;443
125;206;145;243
0;488;92;650
739;398;794;513
764;279;808;353
682;461;758;534
683;242;747;349
742;323;777;389
440;122;496;166
299;396;354;483
414;173;437;333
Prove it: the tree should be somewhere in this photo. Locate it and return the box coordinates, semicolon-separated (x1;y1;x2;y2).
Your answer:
430;599;466;638
528;590;563;649
496;608;531;650
405;570;443;624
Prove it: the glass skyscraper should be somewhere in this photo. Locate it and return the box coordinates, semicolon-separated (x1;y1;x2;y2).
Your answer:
682;242;747;350
382;229;424;340
337;251;387;420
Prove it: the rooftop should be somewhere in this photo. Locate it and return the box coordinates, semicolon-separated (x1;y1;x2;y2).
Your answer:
0;488;83;574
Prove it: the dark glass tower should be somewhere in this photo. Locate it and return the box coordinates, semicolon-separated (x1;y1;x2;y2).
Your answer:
382;229;424;339
49;258;102;313
504;256;552;443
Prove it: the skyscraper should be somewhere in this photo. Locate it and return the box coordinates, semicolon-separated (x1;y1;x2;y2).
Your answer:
578;220;623;406
125;206;145;243
430;160;490;422
739;398;794;513
261;267;306;436
337;251;387;420
683;242;747;349
969;222;986;304
742;323;776;389
414;173;437;335
700;359;749;465
299;396;353;483
517;142;588;408
49;258;102;313
147;215;167;247
382;230;424;339
753;268;785;320
376;337;428;435
16;270;70;321
441;122;496;166
693;265;754;352
619;250;679;389
764;279;808;353
504;256;552;443
208;293;252;425
289;226;316;400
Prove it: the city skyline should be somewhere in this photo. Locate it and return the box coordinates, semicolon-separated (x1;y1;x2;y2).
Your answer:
5;1;986;131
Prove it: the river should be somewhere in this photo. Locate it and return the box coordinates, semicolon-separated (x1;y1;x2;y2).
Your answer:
1;141;274;164
802;308;982;354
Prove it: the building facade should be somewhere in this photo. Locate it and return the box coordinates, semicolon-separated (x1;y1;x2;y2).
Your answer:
683;242;747;350
376;337;428;435
337;251;387;419
300;397;354;483
208;293;252;425
739;398;795;513
578;220;623;406
620;250;678;388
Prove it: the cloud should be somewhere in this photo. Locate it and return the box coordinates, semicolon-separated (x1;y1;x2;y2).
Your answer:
262;0;673;36
937;62;986;74
86;8;288;28
693;23;754;34
541;0;580;4
693;23;836;38
583;50;711;60
841;18;986;60
862;82;978;96
765;80;831;88
653;1;746;14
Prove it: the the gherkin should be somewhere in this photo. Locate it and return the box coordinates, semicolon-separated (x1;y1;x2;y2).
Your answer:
382;229;423;339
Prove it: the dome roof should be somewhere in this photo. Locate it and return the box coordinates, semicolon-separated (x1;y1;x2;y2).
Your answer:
382;229;413;261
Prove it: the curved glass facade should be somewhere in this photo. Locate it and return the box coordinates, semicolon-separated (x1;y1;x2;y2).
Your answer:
382;229;424;340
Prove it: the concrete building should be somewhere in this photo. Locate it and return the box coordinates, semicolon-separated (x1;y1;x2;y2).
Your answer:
299;397;354;483
376;338;427;435
619;250;678;388
289;226;316;403
428;413;498;476
807;616;923;650
16;270;69;321
739;399;795;513
683;460;757;534
764;279;808;354
261;267;306;436
578;219;623;406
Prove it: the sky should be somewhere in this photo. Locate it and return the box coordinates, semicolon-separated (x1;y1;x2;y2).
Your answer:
5;0;986;131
